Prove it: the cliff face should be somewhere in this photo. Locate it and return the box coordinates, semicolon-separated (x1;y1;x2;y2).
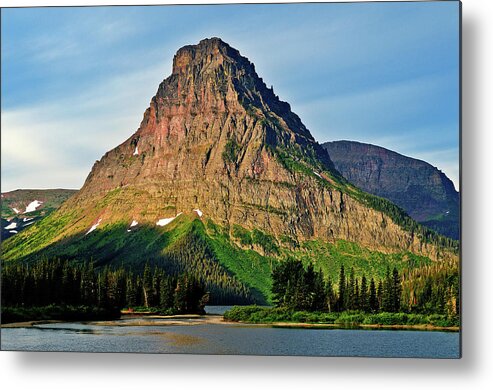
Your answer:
323;141;459;239
3;38;457;263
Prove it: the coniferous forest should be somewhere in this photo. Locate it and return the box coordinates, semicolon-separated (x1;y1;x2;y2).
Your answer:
2;256;459;327
1;259;210;323
225;259;460;328
271;259;459;315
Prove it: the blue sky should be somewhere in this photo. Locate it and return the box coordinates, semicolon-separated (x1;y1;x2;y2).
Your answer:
1;1;460;192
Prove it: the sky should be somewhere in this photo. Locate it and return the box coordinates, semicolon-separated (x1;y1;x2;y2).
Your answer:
1;1;460;192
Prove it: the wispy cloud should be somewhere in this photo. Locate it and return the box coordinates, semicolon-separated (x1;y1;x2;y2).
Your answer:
1;62;167;191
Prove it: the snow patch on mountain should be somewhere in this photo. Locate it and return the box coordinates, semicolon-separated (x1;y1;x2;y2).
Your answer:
5;222;17;230
156;212;182;227
86;218;102;235
25;200;43;213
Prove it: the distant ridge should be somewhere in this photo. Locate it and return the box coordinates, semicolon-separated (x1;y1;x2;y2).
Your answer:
323;140;459;239
1;189;77;240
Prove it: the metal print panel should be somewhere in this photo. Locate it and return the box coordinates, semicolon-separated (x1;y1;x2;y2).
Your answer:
0;1;461;358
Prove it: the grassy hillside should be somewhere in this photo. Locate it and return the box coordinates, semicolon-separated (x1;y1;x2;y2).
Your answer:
1;189;77;219
2;211;450;305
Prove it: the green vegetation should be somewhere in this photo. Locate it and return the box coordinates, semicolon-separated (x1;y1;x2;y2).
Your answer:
352;190;458;252
291;239;432;282
1;305;121;324
1;189;77;220
273;145;345;189
252;229;279;255
223;306;459;328
232;224;253;246
224;258;460;328
2;212;454;306
3;217;258;305
205;221;273;303
1;259;209;323
222;139;241;164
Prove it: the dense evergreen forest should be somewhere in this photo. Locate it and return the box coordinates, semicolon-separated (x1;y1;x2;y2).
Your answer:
1;259;210;317
2;254;459;327
271;259;459;316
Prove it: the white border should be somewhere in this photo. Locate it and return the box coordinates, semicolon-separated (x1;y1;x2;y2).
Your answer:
2;0;493;389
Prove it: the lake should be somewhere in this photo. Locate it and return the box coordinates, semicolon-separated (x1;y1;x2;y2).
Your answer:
0;307;460;358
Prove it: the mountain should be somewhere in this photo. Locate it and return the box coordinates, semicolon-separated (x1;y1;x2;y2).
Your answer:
322;141;460;240
1;189;77;241
1;38;458;304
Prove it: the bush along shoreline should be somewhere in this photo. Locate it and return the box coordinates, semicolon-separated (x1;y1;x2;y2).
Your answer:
1;305;122;324
223;306;459;330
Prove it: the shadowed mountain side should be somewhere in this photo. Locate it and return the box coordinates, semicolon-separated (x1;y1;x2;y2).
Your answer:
5;216;266;305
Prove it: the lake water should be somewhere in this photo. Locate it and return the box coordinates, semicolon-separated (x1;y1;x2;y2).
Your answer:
0;307;460;358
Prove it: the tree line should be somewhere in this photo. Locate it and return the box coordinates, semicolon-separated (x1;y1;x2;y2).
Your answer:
272;259;459;316
1;259;209;314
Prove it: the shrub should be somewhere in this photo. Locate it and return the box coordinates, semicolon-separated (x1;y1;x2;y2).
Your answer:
252;229;279;255
335;312;365;324
222;139;240;164
232;225;253;246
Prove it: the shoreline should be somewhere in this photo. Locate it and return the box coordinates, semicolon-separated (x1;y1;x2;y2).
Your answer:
1;313;459;332
266;321;459;332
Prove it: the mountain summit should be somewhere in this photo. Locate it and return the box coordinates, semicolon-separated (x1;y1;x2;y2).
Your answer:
3;39;457;299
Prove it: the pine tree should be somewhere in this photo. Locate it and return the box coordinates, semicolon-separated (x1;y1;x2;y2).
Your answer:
382;267;393;312
391;267;401;312
369;278;378;312
337;265;346;312
360;275;368;312
325;278;336;313
312;269;326;311
377;279;383;309
126;276;136;307
354;279;360;310
142;263;152;308
345;267;355;310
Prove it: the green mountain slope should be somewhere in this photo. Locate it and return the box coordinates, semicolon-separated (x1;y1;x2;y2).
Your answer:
2;208;451;304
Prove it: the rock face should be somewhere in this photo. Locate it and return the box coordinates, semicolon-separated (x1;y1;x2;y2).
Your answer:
323;141;460;240
3;38;457;263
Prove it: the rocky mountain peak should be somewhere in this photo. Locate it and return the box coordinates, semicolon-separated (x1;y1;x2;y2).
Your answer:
129;37;322;172
172;37;246;75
